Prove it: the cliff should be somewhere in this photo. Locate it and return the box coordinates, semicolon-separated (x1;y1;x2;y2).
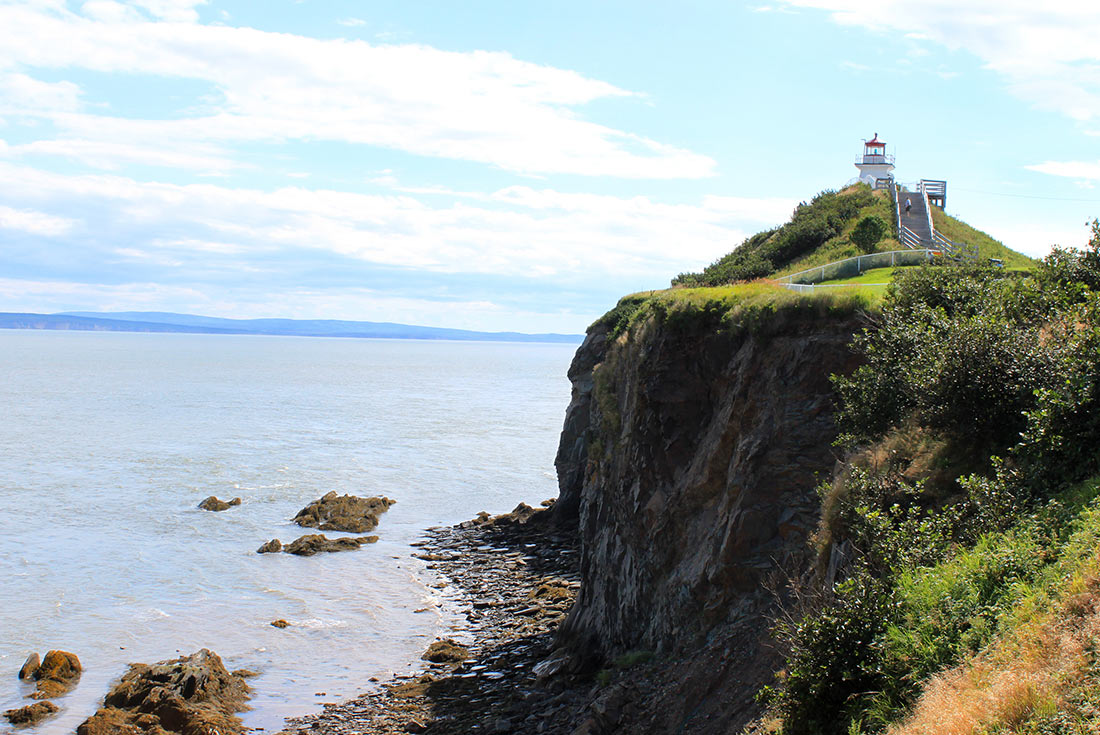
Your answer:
551;293;864;732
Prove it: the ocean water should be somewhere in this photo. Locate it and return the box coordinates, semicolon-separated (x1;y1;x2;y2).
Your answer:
0;330;576;734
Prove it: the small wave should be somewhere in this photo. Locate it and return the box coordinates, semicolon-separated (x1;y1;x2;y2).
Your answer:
139;608;171;620
294;618;348;630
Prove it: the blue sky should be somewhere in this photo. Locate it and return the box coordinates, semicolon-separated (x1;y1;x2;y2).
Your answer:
1;0;1099;333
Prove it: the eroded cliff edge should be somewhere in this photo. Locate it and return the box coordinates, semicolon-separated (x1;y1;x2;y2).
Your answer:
552;302;863;732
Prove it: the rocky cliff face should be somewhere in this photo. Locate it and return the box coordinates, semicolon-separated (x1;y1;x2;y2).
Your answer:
553;308;862;731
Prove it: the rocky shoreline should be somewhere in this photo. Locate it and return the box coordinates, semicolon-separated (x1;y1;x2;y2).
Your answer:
277;502;590;735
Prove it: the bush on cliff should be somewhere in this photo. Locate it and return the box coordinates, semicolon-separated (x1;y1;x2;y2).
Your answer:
672;186;881;287
591;282;875;343
851;214;889;254
767;224;1100;734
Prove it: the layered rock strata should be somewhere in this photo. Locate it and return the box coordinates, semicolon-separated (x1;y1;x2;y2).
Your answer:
552;309;862;730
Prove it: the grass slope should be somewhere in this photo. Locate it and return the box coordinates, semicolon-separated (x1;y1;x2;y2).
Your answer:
673;183;1034;288
931;207;1036;269
890;477;1100;735
773;187;901;277
592;281;876;339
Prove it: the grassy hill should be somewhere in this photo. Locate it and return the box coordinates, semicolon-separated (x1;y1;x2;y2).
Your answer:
930;206;1034;269
672;183;1034;287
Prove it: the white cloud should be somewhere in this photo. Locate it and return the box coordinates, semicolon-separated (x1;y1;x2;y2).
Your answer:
132;0;208;22
779;0;1100;121
0;204;75;236
0;3;715;178
1;138;239;172
1026;160;1100;182
0;73;83;114
0;160;789;288
337;17;365;27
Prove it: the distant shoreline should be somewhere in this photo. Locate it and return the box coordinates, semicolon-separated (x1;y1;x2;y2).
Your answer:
0;312;584;345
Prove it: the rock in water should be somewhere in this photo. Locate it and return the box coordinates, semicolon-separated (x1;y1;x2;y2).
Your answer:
18;652;40;680
256;539;282;554
198;496;241;512
292;491;395;533
4;701;59;725
421;639;469;664
76;648;250;735
282;533;378;556
26;650;81;699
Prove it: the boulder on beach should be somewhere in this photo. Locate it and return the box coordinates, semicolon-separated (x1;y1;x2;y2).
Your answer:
22;650;81;699
421;639;469;664
256;539;282;554
76;648;250;735
292;491;395;534
4;701;59;725
198;496;242;512
282;533;378;556
458;502;541;530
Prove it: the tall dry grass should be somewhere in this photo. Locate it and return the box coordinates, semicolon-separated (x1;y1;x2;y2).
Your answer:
889;575;1100;735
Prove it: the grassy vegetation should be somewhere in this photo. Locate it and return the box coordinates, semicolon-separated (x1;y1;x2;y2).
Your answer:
673;184;904;287
591;281;877;340
814;266;910;297
673;181;1035;292
890;478;1100;735
818;266;902;285
931;207;1036;269
774;188;901;277
762;227;1100;734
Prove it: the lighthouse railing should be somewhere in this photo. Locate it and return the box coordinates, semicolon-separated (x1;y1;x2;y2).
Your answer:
855;153;896;165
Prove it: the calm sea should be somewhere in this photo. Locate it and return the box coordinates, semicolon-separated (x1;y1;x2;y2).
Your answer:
0;330;576;734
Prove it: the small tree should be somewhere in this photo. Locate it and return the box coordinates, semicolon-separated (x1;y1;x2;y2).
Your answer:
851;215;889;254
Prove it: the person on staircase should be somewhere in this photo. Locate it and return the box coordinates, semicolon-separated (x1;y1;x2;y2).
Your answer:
905;197;912;214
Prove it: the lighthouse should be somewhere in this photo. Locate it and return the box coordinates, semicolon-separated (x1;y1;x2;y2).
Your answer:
854;133;895;189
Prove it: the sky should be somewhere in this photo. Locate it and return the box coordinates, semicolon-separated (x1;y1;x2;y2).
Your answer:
1;0;1099;333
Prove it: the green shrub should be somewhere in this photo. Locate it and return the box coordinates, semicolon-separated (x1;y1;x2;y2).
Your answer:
672;187;878;286
851;215;889;253
770;226;1100;733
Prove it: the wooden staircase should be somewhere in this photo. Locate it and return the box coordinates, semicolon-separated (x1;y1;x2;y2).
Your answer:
895;185;977;261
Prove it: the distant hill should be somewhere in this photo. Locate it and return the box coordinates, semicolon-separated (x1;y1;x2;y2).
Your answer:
0;311;583;344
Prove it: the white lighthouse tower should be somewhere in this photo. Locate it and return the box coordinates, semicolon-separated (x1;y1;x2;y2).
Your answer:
854;133;895;189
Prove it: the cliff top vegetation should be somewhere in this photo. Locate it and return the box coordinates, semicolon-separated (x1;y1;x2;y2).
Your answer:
672;183;1033;289
761;220;1100;735
592;281;874;339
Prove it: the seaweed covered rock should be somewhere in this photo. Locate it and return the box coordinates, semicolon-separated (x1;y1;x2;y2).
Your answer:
4;701;59;725
198;496;241;512
256;539;282;554
282;533;378;556
76;649;250;735
292;491;395;533
422;639;469;664
25;650;82;699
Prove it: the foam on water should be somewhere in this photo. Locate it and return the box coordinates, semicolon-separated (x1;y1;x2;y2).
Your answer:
0;330;574;734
